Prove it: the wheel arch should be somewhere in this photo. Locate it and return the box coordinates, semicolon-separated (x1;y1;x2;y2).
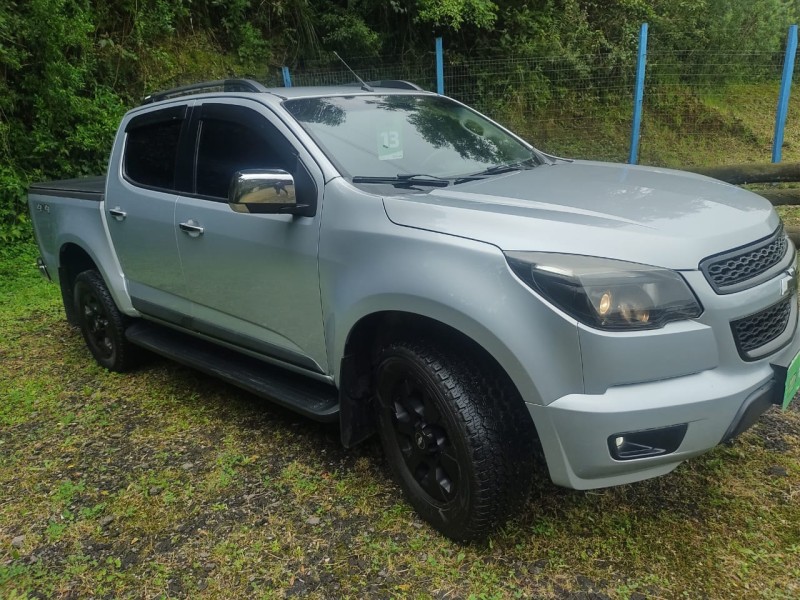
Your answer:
58;242;100;325
337;309;539;449
57;237;135;323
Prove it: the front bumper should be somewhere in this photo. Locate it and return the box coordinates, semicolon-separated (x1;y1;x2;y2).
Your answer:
529;329;800;490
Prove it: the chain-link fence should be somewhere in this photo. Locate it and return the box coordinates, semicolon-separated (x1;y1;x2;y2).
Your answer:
443;54;636;163
287;54;437;91
639;49;790;166
279;28;799;168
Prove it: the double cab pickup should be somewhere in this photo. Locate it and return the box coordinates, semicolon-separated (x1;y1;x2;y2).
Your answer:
28;79;800;540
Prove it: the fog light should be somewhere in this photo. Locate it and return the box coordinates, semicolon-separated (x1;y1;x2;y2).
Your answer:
608;424;688;461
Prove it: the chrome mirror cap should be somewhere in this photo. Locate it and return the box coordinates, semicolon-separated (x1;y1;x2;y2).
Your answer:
228;169;296;213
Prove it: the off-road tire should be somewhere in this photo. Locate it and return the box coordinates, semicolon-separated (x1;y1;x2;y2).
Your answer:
73;270;138;372
375;340;537;541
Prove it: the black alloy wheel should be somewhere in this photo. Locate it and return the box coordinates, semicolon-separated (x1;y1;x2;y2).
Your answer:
380;358;461;503
79;287;113;359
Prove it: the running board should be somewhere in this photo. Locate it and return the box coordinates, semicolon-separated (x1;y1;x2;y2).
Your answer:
125;321;339;422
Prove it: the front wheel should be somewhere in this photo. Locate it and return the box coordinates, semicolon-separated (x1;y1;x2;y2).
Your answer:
375;340;536;541
73;270;138;372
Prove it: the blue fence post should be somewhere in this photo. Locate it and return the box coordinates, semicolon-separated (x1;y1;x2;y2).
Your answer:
772;24;798;163
282;66;293;88
628;23;649;165
435;37;444;95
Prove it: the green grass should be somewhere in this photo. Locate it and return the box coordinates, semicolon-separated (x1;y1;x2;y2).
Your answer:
498;82;800;168
1;238;800;599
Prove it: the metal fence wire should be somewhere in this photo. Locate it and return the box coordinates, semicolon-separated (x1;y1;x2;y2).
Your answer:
639;50;788;165
281;32;799;167
443;54;637;162
287;54;437;91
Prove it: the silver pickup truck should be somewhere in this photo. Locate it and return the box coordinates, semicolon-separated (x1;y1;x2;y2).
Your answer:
28;78;800;541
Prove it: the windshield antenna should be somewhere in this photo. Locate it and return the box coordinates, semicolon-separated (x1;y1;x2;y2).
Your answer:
333;51;374;92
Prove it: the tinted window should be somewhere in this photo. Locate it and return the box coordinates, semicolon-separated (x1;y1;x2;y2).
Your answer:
196;119;287;199
124;120;182;190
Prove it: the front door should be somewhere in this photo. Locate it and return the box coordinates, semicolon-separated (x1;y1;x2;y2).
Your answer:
174;100;328;373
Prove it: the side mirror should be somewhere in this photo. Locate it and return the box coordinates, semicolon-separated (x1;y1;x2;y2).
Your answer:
228;169;310;215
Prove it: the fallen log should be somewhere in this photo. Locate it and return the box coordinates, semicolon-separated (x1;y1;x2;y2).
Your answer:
686;162;800;185
752;188;800;206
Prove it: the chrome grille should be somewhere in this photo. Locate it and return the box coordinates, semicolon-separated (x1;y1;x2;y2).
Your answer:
701;228;788;293
731;296;792;357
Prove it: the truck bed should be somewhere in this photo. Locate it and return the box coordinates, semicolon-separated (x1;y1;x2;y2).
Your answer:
27;173;128;319
29;175;106;202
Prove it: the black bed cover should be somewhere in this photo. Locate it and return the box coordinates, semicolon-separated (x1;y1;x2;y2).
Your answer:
29;175;106;202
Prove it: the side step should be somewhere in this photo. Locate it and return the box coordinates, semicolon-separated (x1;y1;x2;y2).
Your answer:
125;321;339;422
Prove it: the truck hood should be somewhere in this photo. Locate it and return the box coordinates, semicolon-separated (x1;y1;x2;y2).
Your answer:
382;160;780;270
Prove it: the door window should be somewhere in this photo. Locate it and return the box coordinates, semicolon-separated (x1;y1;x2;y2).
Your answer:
195;116;289;199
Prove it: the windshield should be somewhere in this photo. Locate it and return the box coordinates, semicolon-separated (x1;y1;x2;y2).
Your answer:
283;94;537;180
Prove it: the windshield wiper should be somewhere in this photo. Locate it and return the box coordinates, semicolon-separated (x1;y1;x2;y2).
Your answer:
472;156;540;177
351;174;451;187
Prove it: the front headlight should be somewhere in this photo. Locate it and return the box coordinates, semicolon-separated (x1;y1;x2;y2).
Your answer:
505;252;703;330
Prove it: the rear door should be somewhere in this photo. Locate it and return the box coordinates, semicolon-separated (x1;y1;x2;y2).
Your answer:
174;99;328;373
106;105;192;325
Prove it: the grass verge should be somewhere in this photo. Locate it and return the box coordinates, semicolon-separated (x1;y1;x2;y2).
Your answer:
1;232;799;600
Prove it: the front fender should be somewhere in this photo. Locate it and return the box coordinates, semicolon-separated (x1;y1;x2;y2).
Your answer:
319;190;584;408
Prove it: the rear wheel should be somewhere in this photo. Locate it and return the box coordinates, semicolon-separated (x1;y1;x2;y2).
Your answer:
73;270;138;372
375;340;536;541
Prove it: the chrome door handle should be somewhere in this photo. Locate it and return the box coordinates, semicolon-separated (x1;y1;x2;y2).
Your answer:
179;220;204;236
108;207;127;221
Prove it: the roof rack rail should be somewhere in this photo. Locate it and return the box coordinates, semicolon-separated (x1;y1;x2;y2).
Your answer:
142;79;268;105
345;80;424;91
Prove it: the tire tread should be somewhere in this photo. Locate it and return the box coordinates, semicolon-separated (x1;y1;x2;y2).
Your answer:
377;339;537;541
74;270;139;372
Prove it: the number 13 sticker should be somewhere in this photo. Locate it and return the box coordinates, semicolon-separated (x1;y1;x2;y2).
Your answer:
378;129;403;160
